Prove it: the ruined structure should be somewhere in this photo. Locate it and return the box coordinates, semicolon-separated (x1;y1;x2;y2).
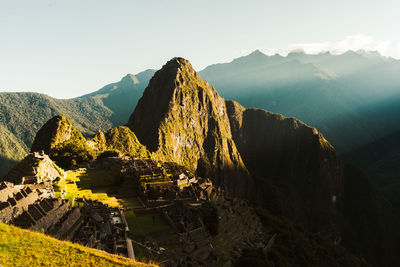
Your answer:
0;181;55;224
72;198;134;260
13;198;72;232
4;151;63;185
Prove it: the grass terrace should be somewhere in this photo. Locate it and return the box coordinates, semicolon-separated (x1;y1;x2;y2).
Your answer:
0;223;155;267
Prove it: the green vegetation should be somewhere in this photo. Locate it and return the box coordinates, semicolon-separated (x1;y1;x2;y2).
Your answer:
105;126;149;158
124;211;178;262
125;212;171;237
128;57;246;176
0;223;154;267
50;132;95;169
54;169;124;207
0;125;26;178
0;70;154;178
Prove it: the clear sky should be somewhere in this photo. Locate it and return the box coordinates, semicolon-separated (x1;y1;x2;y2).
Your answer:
0;0;399;98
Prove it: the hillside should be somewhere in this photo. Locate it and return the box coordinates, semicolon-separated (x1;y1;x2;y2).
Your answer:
0;125;26;176
0;223;153;267
344;131;400;213
225;100;400;267
199;50;400;154
0;71;153;178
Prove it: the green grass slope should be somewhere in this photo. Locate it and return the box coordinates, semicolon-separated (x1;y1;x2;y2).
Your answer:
0;125;26;178
0;223;155;267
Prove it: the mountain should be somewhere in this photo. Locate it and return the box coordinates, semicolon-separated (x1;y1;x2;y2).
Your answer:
0;71;154;178
128;58;250;196
29;114;149;170
126;57;400;266
80;70;156;125
5;56;398;266
199;50;400;154
0;125;26;176
225;100;400;267
344;130;400;213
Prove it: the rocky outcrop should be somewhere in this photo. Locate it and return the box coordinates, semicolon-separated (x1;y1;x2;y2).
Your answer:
225;100;400;267
128;58;249;195
30;115;83;154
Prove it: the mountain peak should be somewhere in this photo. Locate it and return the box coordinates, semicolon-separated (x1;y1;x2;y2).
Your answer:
30;115;80;154
128;58;248;193
120;73;139;84
163;57;196;74
249;49;265;56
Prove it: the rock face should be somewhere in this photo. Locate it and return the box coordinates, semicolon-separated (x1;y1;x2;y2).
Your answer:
225;100;400;267
30;115;81;154
128;58;249;195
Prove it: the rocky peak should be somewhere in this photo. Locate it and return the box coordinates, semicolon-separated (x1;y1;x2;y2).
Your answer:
30;115;79;154
120;73;140;85
128;57;249;195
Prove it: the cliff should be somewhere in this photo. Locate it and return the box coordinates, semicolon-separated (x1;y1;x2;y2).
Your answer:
128;58;250;195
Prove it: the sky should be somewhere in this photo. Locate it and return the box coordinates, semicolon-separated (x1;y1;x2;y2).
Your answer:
0;0;399;99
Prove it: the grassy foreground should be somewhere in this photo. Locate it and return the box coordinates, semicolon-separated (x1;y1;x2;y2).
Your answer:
0;223;156;267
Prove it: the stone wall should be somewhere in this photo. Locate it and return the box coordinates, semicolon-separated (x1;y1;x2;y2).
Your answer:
31;200;71;232
13;198;72;233
0;186;40;223
53;207;81;239
0;182;19;202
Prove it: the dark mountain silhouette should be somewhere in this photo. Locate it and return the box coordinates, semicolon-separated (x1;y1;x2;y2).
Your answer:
225;100;400;267
344;130;400;213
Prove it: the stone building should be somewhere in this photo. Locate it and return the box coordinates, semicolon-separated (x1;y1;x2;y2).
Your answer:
4;151;63;185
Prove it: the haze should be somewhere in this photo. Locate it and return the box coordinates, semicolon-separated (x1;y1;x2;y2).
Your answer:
1;0;399;98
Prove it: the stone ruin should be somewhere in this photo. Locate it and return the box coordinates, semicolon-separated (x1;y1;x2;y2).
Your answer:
0;180;82;238
0;181;54;224
4;151;63;185
0;151;135;261
72;198;134;259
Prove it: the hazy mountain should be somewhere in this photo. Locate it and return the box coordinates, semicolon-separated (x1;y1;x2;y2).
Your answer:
0;71;154;178
80;69;155;125
199;50;400;153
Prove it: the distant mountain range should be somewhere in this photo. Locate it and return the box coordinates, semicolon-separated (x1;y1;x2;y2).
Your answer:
2;49;400;194
199;50;400;154
15;57;400;266
0;70;153;177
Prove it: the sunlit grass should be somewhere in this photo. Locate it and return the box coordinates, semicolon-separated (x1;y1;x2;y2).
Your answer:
0;223;156;267
54;169;121;207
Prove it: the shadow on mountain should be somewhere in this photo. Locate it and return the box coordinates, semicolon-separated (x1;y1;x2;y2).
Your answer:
0;156;19;180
